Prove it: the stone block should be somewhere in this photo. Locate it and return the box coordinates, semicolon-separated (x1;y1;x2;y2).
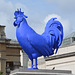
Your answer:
10;68;73;75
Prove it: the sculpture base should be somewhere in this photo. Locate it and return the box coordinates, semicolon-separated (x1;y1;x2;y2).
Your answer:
10;67;72;75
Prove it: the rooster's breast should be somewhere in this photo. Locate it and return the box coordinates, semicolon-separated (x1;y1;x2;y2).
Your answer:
16;27;42;58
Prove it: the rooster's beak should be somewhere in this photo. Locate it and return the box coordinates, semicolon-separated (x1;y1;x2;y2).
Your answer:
24;15;28;18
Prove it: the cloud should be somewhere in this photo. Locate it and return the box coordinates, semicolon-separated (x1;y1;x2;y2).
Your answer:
0;0;73;40
44;14;71;37
0;0;43;40
46;0;75;13
0;0;14;39
0;0;28;40
15;3;28;14
58;0;75;13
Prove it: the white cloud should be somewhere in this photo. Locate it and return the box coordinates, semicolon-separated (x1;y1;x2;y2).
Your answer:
0;0;28;40
44;14;61;24
0;0;73;40
0;0;14;39
44;14;71;37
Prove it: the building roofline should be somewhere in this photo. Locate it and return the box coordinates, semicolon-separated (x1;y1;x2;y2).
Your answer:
0;25;6;27
45;52;75;61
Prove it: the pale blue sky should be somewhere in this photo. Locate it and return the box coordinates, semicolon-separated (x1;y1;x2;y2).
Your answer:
0;0;75;40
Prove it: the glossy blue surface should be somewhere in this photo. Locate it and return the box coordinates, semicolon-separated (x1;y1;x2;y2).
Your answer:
13;9;63;69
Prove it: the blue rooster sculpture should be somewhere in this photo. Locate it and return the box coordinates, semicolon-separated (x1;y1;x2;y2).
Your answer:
13;9;63;69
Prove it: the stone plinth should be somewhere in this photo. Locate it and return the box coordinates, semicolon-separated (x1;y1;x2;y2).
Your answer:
10;68;72;75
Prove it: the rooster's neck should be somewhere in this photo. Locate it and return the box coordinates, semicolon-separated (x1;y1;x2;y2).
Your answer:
18;18;30;30
22;18;28;24
20;18;29;27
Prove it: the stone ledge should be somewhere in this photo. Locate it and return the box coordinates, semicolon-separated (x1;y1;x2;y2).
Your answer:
10;72;72;75
45;52;75;61
10;68;72;75
0;57;6;60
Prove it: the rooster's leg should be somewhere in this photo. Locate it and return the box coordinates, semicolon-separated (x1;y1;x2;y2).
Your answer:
34;58;38;69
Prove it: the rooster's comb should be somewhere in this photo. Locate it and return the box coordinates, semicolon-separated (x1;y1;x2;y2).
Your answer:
14;8;28;18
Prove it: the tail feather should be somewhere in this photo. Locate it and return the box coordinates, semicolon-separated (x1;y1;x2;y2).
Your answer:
43;17;63;55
